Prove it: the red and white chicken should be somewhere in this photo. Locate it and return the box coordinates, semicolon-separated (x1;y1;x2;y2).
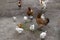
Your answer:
16;24;24;33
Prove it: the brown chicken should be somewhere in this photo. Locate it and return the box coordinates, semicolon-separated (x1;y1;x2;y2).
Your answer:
18;0;21;7
36;13;49;28
17;23;23;28
27;7;33;16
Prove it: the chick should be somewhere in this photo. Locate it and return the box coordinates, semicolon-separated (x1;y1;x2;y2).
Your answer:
27;7;33;16
18;0;21;7
40;31;47;40
30;24;35;31
16;23;24;33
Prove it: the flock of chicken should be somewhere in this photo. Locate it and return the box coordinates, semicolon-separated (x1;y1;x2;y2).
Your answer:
12;0;49;40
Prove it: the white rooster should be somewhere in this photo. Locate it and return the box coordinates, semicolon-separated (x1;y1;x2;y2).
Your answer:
40;31;47;40
16;26;24;33
30;24;35;31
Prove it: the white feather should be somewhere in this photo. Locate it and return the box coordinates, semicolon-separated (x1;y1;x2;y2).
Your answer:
30;24;35;31
16;26;24;33
40;31;47;39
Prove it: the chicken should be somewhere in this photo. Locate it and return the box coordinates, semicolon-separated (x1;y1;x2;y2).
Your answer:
27;7;34;21
40;31;47;40
16;23;24;33
23;16;28;23
36;13;49;28
18;0;21;7
41;1;47;9
24;16;28;21
30;24;35;31
27;7;33;16
39;0;49;9
13;16;17;22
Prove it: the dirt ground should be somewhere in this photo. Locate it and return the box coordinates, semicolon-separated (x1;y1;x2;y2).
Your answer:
0;0;60;40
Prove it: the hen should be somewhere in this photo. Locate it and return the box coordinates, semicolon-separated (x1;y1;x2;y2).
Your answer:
18;0;21;7
27;7;33;16
16;23;24;33
36;13;49;28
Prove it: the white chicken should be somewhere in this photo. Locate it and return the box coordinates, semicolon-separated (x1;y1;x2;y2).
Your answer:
13;16;17;22
30;24;35;31
24;16;28;23
41;14;45;20
16;26;24;33
29;16;33;21
24;16;28;21
40;31;47;39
